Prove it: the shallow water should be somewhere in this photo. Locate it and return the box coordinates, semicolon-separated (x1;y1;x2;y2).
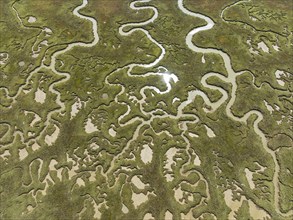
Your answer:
34;88;46;104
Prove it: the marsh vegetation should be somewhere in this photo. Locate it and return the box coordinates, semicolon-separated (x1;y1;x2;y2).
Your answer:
0;0;292;219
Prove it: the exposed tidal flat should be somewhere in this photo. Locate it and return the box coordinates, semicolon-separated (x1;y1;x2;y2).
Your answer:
0;0;292;219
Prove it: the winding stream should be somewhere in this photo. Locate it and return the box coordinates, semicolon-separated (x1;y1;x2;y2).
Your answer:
178;0;292;217
104;2;209;206
1;0;100;147
40;0;100;137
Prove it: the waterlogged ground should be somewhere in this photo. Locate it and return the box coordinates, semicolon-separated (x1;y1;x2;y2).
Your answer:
0;0;292;219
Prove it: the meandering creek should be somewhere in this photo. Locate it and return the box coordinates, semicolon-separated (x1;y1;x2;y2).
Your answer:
178;0;291;217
